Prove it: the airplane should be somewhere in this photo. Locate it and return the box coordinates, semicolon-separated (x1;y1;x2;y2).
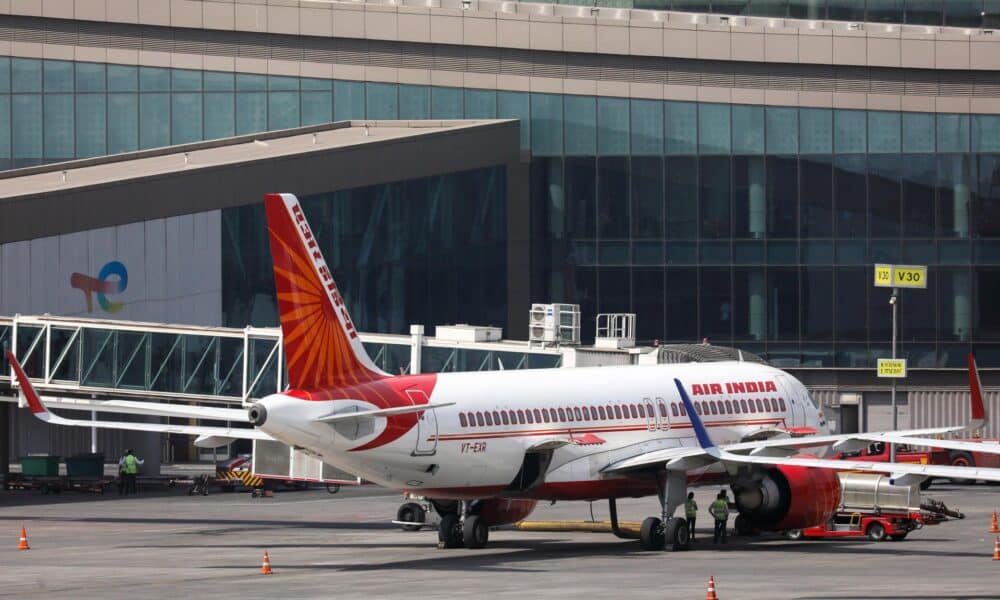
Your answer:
8;191;1000;552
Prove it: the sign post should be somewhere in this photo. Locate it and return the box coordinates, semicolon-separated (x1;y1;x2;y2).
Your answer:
874;265;927;462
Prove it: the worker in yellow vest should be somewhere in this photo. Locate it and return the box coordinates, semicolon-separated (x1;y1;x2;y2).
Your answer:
709;490;730;544
685;492;698;542
118;449;144;496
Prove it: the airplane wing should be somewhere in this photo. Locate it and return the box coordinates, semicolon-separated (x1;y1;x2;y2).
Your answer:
604;367;1000;484
7;352;272;446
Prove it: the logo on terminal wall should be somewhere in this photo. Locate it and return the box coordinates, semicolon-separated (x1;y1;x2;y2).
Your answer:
70;261;128;314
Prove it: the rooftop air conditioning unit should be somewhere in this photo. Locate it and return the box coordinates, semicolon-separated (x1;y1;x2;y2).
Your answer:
529;303;580;347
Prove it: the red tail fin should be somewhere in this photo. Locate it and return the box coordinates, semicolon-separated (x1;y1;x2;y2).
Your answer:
264;193;386;390
968;353;988;430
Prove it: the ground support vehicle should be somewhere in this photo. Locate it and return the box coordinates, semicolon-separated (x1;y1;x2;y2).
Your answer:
833;439;1000;486
4;472;113;494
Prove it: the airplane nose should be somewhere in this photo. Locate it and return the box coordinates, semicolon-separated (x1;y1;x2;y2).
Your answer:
248;403;268;426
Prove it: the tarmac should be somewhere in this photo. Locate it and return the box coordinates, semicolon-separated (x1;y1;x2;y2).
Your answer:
0;481;998;599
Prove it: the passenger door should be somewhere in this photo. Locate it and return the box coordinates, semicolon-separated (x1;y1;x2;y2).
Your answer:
643;397;657;431
776;375;805;427
407;389;437;456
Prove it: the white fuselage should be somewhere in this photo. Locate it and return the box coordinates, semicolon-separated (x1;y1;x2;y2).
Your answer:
257;361;826;500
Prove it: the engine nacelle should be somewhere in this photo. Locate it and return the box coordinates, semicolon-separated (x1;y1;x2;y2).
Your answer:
731;459;841;531
476;498;539;527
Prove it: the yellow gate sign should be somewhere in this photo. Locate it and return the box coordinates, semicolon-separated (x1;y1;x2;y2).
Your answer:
874;264;927;289
877;358;907;378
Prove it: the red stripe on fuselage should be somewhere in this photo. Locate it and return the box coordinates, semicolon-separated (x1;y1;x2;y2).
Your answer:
432;418;784;442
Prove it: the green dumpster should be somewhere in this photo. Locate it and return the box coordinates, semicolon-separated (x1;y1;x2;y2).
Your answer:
66;454;105;478
20;455;60;476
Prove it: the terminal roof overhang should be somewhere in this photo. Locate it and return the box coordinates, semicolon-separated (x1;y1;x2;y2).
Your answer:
0;119;521;244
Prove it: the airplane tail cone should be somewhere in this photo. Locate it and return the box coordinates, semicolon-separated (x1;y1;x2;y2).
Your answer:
261;550;273;574
990;511;999;534
17;526;29;550
993;537;1000;561
705;575;719;600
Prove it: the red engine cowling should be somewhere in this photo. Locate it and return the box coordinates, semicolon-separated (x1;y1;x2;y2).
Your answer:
731;458;841;531
477;499;539;527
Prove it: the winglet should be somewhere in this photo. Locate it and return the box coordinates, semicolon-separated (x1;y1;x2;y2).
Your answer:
6;352;51;420
968;353;988;430
674;378;715;450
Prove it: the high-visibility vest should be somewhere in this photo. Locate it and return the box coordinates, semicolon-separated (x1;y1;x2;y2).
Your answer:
710;499;729;521
123;455;138;475
685;499;698;518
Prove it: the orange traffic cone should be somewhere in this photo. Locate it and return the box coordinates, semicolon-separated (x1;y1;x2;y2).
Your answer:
17;526;29;550
705;575;719;600
990;511;999;534
993;537;1000;561
260;550;273;574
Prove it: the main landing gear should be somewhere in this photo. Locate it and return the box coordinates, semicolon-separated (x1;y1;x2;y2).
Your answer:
436;500;489;550
639;470;690;552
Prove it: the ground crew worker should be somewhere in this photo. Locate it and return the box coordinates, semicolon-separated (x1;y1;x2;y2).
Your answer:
118;449;144;495
709;490;730;544
685;492;698;541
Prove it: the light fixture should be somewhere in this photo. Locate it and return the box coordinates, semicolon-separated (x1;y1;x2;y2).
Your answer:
590;6;599;16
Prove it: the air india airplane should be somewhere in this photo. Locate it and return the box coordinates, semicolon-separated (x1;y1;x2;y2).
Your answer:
9;192;1000;552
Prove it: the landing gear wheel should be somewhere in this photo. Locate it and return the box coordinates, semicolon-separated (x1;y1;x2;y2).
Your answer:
784;529;804;540
438;514;464;548
734;514;755;536
639;517;664;551
397;502;426;532
866;521;887;542
948;451;976;485
462;515;489;549
662;517;690;551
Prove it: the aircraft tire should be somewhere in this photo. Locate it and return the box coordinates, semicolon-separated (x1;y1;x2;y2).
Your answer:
397;502;426;532
639;517;664;551
948;451;976;485
663;517;690;551
438;514;464;548
462;515;489;549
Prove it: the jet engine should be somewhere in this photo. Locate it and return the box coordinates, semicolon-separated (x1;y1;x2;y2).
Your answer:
476;498;539;527
730;459;841;531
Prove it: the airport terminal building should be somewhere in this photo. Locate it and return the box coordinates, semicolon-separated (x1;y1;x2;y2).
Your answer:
3;0;1000;461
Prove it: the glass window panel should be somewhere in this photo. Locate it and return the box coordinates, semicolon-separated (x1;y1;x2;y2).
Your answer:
734;240;765;264
634;268;665;340
801;155;833;237
630;99;663;156
75;94;106;158
940;240;971;264
333;80;364;120
12;94;42;164
268;75;297;91
236;91;266;134
498;91;530;151
108;65;137;92
43;94;74;160
868;155;902;237
700;268;732;341
531;93;563;156
834;110;866;153
702;241;730;264
565;157;596;239
597;97;629;156
301;91;332;125
973;115;1000;153
431;87;463;118
902;112;935;153
12;58;41;93
171;92;202;145
0;57;9;93
268;90;300;129
299;78;329;92
987;0;1000;27
732;104;764;154
171;69;202;92
204;92;235;139
750;0;789;16
732;155;765;239
978;154;1000;238
766;155;798;238
827;0;866;21
799;108;832;154
666;268;698;340
768;268;800;340
802;240;834;264
768;241;798;264
867;0;904;21
698;103;731;155
139;93;169;149
867;111;900;153
564;95;596;156
75;62;105;93
712;0;750;13
366;82;397;119
904;0;944;24
766;107;797;155
399;85;429;119
835;268;867;340
236;73;266;92
834;154;867;238
937;113;970;153
939;268;972;341
836;239;867;264
597;157;629;238
945;0;985;26
974;269;1000;338
139;67;170;92
108;93;138;154
665;101;697;155
631;156;664;238
464;89;496;119
666;156;698;239
700;156;731;238
901;154;936;237
789;0;827;18
204;72;235;91
0;96;10;166
937;154;974;238
43;60;73;92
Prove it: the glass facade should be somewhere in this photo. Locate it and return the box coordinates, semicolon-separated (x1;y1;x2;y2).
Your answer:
221;166;508;336
5;58;1000;367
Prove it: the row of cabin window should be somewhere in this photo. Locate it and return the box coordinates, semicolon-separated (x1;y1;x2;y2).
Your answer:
456;396;785;428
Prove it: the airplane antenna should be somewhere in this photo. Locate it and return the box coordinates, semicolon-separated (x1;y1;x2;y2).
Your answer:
738;350;744;362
